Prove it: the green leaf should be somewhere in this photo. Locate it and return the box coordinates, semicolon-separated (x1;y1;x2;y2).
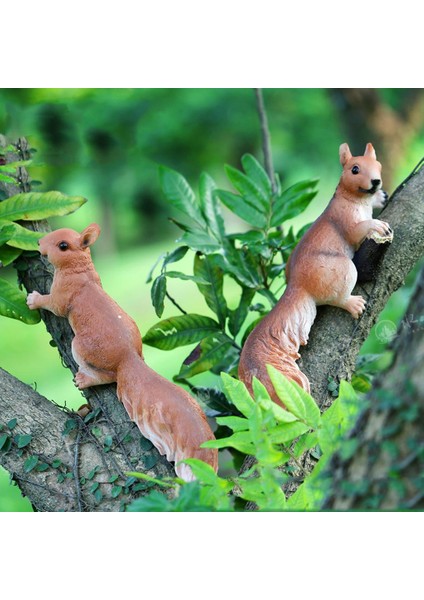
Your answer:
241;154;272;198
1;221;44;251
24;455;39;473
0;159;32;173
271;180;318;228
191;385;240;417
0;277;41;324
318;381;360;455
15;434;32;448
178;230;222;254
193;253;227;327
0;433;10;450
0;223;16;246
159;166;205;228
202;431;254;454
104;435;113;448
228;287;256;337
0;191;87;221
221;372;256;418
7;418;17;430
151;274;167;318
181;458;221;485
63;419;77;435
0;245;22;267
225;164;269;213
215;415;248;432
0;174;16;184
143;314;220;350
163;245;189;266
292;431;319;458
176;332;237;380
266;365;320;428
111;485;123;498
211;244;259;291
216;189;267;230
268;421;311;444
198;172;225;241
165;271;210;285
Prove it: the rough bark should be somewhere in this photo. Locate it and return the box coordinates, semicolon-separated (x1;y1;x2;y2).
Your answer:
323;264;424;510
0;136;175;512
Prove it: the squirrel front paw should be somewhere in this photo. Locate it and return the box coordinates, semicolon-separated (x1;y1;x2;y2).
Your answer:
27;291;43;310
368;219;393;238
368;219;394;244
372;190;389;210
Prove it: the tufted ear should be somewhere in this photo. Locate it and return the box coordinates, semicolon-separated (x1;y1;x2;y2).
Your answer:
339;143;352;166
80;223;101;248
364;142;377;160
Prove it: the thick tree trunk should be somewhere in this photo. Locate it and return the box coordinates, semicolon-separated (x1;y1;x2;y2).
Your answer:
0;136;175;511
323;264;424;509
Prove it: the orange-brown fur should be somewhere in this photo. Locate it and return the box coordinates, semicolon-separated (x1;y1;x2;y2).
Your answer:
238;143;393;403
27;224;218;481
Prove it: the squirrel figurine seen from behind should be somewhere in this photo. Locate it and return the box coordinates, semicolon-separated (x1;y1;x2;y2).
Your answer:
238;142;393;402
26;224;218;481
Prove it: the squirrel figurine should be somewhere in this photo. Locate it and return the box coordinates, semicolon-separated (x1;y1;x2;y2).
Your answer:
26;223;218;481
238;142;393;402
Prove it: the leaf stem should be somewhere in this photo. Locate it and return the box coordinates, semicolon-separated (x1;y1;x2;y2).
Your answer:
165;291;187;315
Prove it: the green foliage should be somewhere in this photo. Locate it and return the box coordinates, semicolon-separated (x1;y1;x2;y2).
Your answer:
0;147;87;324
145;154;318;416
127;369;361;512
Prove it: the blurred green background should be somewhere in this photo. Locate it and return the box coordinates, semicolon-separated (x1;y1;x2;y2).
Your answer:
1;88;423;511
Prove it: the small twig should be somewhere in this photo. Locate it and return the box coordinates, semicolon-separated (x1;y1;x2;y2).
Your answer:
73;424;83;512
165;291;187;315
254;88;277;194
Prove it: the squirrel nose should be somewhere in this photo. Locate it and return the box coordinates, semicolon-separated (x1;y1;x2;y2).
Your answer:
371;179;381;187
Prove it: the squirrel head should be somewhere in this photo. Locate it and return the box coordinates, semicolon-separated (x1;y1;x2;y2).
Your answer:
38;223;101;268
339;143;383;198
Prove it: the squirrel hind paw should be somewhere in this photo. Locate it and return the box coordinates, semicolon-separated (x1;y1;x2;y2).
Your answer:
344;295;366;319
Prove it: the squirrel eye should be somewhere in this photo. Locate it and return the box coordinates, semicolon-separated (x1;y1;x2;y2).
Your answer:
58;242;69;251
351;165;360;175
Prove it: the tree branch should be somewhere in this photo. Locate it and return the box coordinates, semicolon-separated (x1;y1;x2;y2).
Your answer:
254;88;277;194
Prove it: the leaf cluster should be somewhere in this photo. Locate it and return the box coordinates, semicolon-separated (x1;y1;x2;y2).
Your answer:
0;149;87;324
127;368;361;511
145;155;318;400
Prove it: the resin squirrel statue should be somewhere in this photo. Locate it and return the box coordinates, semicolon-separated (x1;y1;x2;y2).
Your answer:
238;142;393;403
26;224;218;481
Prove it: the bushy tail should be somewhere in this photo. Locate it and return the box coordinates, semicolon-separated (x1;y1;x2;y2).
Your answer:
239;286;316;401
116;354;218;482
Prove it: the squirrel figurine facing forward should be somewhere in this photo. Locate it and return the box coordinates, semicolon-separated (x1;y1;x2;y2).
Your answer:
238;142;393;402
26;224;218;481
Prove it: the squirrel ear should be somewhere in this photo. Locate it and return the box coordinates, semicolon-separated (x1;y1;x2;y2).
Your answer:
80;223;101;248
364;142;377;160
339;143;352;166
